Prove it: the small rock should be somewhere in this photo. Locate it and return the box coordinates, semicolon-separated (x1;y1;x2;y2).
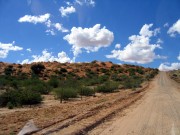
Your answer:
18;120;39;135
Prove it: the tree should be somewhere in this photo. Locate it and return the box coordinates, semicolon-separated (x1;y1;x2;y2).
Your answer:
4;65;14;76
31;63;45;75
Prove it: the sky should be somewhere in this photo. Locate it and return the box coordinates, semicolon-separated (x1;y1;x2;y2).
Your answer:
0;0;180;71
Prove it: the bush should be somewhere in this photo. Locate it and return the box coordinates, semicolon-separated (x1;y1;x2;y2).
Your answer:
48;77;59;88
136;68;144;75
91;60;98;64
31;63;45;75
128;68;136;76
96;81;119;93
20;89;42;105
111;74;121;81
0;90;20;107
23;78;50;94
54;87;78;100
122;76;143;89
7;102;14;109
29;83;50;94
100;68;109;73
0;89;42;107
117;68;124;73
79;87;94;96
60;68;67;73
0;76;9;87
4;65;14;76
99;75;109;83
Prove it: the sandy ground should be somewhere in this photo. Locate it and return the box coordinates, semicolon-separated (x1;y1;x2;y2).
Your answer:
34;83;149;135
89;72;180;135
0;84;149;135
0;85;146;135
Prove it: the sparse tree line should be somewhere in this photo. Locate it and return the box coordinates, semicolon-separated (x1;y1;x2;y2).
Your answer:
0;62;159;109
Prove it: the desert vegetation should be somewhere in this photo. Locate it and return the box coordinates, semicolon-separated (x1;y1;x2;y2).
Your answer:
0;61;159;109
169;69;180;83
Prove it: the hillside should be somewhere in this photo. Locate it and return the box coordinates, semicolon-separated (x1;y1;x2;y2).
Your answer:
0;61;157;81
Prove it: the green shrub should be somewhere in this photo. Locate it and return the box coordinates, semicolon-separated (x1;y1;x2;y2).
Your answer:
117;68;124;73
7;102;14;109
29;83;49;94
23;78;50;94
31;63;45;75
0;90;20;107
48;77;59;88
60;68;67;73
79;87;94;96
0;89;42;107
91;60;98;64
136;68;144;75
111;74;121;81
128;68;136;76
96;81;119;93
54;87;78;100
20;89;42;105
100;68;109;73
122;76;142;89
99;75;109;83
4;65;14;76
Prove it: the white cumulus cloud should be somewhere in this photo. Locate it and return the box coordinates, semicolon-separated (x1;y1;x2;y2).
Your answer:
75;0;95;6
168;19;180;37
18;13;68;35
54;23;69;32
163;23;169;27
159;63;180;71
64;24;114;58
115;44;121;49
60;6;76;17
45;21;69;35
26;48;32;52
21;50;72;64
0;41;23;58
178;53;180;61
18;13;50;24
106;24;165;64
156;38;163;44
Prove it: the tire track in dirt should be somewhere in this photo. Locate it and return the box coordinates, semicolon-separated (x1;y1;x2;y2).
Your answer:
34;83;150;135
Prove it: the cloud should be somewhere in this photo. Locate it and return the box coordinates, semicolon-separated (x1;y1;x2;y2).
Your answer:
167;19;180;37
156;38;163;44
75;0;95;6
54;23;69;32
45;29;56;35
26;48;32;52
21;50;72;64
115;44;121;49
64;24;114;58
0;41;23;58
163;23;169;28
45;22;69;35
159;62;180;71
66;1;72;6
19;13;68;35
18;13;50;24
178;53;180;61
106;24;166;64
60;6;76;17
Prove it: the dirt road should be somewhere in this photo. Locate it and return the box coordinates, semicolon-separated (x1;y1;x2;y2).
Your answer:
89;72;180;135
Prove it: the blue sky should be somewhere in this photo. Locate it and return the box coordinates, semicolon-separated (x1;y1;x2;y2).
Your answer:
0;0;180;71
